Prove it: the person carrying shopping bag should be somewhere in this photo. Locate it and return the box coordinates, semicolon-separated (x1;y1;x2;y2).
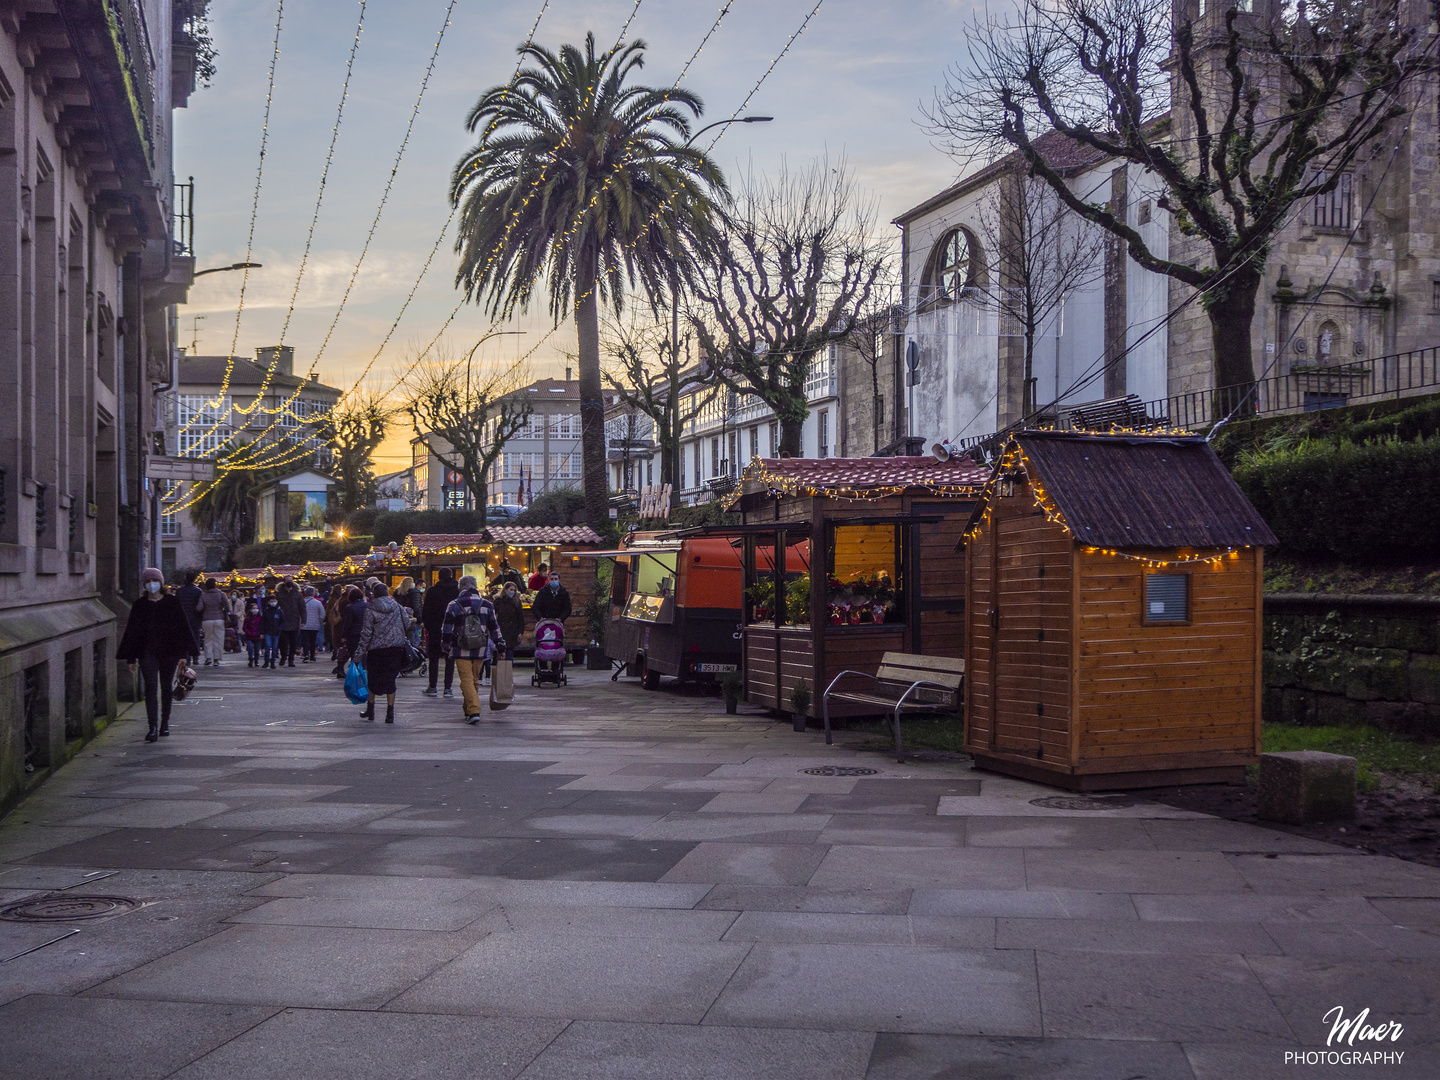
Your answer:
195;578;229;666
117;569;197;742
440;575;505;726
354;583;411;723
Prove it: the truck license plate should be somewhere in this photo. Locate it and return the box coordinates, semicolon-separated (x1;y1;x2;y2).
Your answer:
697;663;736;673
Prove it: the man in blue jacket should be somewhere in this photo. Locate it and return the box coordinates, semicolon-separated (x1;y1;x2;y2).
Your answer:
440;575;506;725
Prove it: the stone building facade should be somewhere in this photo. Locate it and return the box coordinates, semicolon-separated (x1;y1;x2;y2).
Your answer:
879;2;1440;455
0;0;197;811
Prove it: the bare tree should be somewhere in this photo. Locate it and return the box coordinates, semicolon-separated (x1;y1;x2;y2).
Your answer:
927;0;1423;408
839;291;896;456
402;343;533;509
689;158;889;456
603;318;718;509
324;384;394;514
977;171;1105;416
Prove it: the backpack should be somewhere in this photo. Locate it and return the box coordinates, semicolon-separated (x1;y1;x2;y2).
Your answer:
458;604;488;651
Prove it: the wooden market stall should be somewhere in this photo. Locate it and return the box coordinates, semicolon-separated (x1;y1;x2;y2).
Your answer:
399;526;605;650
963;431;1279;790
730;456;989;719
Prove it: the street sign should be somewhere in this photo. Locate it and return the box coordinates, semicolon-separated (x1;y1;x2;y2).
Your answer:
147;457;215;482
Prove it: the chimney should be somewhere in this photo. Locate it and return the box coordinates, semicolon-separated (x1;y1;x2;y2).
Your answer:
256;346;294;375
564;366;572;382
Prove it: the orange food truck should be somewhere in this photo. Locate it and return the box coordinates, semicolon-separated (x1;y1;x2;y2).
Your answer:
592;533;745;689
595;531;812;690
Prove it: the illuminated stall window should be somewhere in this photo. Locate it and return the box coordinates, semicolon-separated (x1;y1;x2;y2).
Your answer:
825;524;904;626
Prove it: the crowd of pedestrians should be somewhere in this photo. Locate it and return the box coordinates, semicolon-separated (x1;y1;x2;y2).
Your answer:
116;562;576;741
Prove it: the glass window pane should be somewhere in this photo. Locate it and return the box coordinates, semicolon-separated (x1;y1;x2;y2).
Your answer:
826;524;904;625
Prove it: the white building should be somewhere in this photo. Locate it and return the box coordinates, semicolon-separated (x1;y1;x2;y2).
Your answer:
891;132;1171;450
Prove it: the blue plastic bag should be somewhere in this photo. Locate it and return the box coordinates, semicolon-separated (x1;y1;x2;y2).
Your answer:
344;660;369;705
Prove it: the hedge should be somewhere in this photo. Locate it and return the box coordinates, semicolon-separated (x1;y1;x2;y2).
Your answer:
231;536;374;569
370;509;487;545
1232;436;1440;560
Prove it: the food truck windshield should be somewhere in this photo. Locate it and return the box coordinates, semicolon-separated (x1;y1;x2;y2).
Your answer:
621;549;679;622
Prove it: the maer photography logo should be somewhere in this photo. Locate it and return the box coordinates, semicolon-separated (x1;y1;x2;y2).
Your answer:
1285;1007;1406;1066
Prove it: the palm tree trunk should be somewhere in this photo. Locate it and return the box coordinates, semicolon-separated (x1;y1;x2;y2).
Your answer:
574;273;610;532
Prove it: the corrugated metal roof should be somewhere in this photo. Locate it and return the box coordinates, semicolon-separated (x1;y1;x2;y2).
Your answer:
1015;432;1278;548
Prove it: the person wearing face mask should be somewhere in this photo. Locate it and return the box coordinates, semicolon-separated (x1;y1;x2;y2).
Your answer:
259;595;286;669
530;572;572;623
242;601;263;667
493;581;525;663
116;569;197;742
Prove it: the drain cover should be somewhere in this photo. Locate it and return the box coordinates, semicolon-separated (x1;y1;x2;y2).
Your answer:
1029;795;1140;810
0;894;141;923
802;766;880;777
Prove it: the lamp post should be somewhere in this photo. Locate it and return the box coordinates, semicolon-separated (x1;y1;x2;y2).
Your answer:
670;115;773;504
193;261;263;278
461;329;526;510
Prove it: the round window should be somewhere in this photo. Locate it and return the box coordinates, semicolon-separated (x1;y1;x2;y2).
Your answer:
932;229;972;297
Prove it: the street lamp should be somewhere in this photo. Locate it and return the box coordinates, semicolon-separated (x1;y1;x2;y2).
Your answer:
193;261;263;277
462;329;527;510
670;116;773;504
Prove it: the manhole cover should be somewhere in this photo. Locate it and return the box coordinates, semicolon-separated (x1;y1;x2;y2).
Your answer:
1029;795;1140;810
0;895;142;922
802;766;880;777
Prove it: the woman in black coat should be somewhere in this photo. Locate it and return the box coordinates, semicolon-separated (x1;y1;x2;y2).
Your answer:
116;568;199;742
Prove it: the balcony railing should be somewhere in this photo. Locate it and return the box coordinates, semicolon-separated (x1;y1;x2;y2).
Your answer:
952;344;1440;456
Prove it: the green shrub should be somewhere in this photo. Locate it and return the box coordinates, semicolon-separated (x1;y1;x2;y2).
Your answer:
232;536;373;569
512;489;587;527
371;509;487;545
1233;436;1440;560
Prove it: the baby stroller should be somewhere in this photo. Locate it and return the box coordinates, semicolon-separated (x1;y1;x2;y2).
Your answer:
531;619;568;686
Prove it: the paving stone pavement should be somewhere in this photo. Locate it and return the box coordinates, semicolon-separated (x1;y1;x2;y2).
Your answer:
1;662;1437;1079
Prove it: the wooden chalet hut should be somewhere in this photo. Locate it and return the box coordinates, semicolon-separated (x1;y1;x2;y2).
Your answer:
730;456;989;718
963;431;1278;790
400;526;605;648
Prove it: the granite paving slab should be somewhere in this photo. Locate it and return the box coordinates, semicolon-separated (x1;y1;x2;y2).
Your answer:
706;943;1042;1035
659;842;831;886
226;895;495;931
170;1008;568;1080
908;889;1138;920
866;1032;1198;1080
808;845;1027;890
0;994;279;1080
694;884;913;914
516;1020;874;1080
88;923;475;1008
387;928;751;1023
1023;850;1251;894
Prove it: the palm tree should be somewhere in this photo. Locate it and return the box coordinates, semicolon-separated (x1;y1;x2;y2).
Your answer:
451;32;727;532
188;463;273;565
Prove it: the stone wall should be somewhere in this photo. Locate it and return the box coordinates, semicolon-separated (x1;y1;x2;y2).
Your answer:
1264;594;1440;738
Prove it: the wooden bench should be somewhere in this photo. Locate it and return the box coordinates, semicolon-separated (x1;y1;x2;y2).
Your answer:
822;652;965;764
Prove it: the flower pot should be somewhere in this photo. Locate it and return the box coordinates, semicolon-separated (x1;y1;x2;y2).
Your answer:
725;698;738;714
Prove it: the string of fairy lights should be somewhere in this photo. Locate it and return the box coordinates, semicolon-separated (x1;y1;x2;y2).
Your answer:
165;0;819;520
166;0;483;507
206;0;467;471
173;0;369;448
279;0;368;347
188;0;283;431
158;0;575;517
177;0;462;463
962;436;1243;569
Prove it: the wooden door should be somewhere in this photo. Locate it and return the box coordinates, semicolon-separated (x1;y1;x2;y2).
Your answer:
989;515;1072;759
991;517;1041;755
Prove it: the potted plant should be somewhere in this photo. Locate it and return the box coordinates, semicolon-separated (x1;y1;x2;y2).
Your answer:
789;678;811;732
582;597;610;669
720;669;743;714
745;580;774;622
785;575;811;626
